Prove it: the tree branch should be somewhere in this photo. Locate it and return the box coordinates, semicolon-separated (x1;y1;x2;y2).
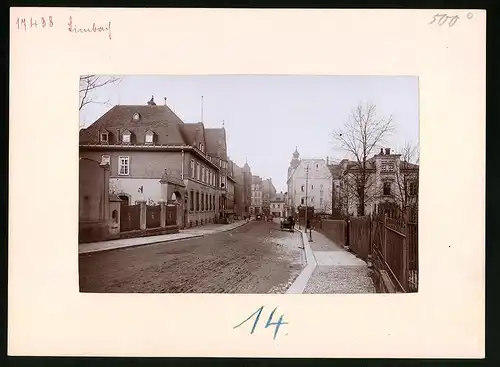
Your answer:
79;75;122;111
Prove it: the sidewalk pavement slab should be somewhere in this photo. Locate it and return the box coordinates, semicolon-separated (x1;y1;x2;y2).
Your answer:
287;229;376;294
286;229;317;294
304;266;375;294
79;220;249;255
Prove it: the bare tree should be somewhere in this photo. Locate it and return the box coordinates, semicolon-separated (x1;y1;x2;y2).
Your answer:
79;75;121;111
333;102;395;216
393;142;419;218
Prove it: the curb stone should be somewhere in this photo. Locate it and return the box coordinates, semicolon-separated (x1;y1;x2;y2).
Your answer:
285;229;318;294
79;220;250;255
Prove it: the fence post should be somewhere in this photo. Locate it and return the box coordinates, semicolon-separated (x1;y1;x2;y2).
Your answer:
138;199;147;230
367;214;373;268
382;214;387;261
159;199;166;228
401;207;409;291
343;219;350;251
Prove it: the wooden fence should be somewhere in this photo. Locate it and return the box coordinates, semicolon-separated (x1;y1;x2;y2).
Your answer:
166;205;177;226
348;210;418;293
120;204;141;232
347;216;371;262
146;205;161;229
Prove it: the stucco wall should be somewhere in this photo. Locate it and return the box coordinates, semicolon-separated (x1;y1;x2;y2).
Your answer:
80;150;184;178
110;177;161;204
79;158;106;221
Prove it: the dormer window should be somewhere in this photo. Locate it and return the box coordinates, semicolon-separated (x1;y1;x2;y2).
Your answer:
122;130;131;144
199;143;204;152
145;130;154;144
100;132;109;144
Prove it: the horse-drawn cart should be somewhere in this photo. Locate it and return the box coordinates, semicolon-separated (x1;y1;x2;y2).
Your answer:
280;217;294;232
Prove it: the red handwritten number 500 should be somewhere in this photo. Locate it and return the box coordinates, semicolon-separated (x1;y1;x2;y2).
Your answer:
16;17;53;31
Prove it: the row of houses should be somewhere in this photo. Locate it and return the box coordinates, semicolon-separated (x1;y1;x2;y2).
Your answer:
249;175;277;216
79;96;255;237
286;146;419;219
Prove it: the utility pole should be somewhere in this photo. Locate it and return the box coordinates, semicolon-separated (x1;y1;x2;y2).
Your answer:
304;165;312;242
305;164;309;229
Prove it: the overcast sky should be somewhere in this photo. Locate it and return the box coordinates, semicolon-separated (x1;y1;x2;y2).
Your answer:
80;75;419;193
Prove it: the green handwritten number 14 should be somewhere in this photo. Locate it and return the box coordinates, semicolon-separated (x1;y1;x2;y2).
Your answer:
233;306;288;340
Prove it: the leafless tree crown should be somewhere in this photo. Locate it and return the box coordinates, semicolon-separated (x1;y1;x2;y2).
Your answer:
79;75;121;112
332;102;395;216
393;142;419;213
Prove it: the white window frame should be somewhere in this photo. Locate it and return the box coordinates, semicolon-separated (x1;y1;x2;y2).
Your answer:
100;132;109;143
190;159;195;177
202;166;205;182
118;156;130;176
196;163;200;181
122;132;131;144
145;132;154;144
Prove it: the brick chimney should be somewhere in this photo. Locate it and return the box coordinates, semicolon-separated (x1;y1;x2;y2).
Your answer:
380;148;384;155
385;148;391;155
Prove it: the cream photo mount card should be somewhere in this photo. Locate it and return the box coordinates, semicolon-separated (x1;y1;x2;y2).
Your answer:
9;8;485;358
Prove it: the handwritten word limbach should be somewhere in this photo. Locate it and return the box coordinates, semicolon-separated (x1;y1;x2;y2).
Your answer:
15;16;53;31
67;16;112;40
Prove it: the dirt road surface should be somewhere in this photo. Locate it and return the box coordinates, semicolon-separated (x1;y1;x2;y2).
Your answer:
79;220;304;293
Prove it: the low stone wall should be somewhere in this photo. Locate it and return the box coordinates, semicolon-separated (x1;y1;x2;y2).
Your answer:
116;225;179;240
319;219;346;246
79;221;111;243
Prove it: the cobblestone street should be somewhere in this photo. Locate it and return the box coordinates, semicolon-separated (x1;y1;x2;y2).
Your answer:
79;220;304;293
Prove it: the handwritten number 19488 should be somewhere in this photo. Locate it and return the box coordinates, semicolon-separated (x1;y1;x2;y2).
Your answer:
234;306;288;340
16;16;54;31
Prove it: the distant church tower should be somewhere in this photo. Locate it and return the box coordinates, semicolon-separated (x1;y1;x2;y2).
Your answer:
288;146;300;178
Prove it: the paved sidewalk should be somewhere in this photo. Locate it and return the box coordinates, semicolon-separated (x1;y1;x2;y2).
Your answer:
287;229;375;294
79;220;249;254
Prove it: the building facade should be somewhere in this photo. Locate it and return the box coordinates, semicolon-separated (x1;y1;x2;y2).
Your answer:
226;159;236;220
250;175;263;215
262;178;277;216
79;97;230;229
233;161;252;218
286;148;333;215
270;192;286;217
338;147;419;217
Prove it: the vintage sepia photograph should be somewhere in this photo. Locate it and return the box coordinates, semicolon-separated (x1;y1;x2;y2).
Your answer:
78;75;419;294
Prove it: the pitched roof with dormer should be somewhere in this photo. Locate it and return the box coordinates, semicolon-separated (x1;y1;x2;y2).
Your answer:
79;104;186;145
79;101;229;164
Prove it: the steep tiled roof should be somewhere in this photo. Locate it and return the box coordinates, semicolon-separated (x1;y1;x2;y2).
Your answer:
204;127;227;160
327;164;341;179
262;178;276;193
252;175;262;184
179;122;203;146
400;161;419;170
79;105;187;145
